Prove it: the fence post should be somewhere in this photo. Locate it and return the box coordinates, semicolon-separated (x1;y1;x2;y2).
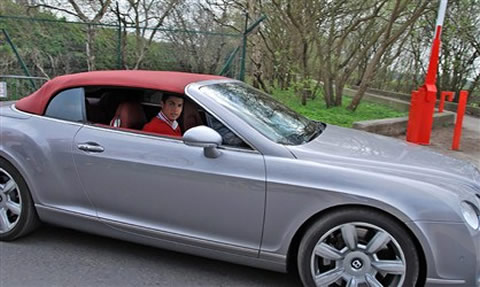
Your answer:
239;12;249;81
238;14;266;81
1;29;35;89
116;2;123;69
117;21;122;69
219;46;240;76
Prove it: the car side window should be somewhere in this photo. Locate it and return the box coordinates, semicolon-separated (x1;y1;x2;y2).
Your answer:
45;88;85;122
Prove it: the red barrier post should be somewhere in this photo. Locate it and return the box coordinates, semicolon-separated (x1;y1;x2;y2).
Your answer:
452;90;468;150
406;24;442;145
417;84;437;145
406;90;421;142
439;91;455;113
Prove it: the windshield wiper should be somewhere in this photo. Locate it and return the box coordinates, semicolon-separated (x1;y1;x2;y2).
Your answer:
306;122;326;142
283;132;306;145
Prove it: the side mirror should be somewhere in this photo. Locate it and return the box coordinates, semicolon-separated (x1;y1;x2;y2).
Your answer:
183;126;223;158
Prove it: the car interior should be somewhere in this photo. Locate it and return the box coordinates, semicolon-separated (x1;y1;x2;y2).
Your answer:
83;86;251;149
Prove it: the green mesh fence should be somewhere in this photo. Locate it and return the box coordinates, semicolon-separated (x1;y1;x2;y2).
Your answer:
0;75;48;101
0;16;117;77
120;26;243;77
0;15;245;88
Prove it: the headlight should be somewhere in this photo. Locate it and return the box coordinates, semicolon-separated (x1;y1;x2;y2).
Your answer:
461;201;479;230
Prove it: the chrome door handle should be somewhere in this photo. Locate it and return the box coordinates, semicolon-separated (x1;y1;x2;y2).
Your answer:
77;143;105;153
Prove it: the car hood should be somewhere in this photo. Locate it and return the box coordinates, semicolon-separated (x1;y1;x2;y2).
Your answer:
288;125;480;187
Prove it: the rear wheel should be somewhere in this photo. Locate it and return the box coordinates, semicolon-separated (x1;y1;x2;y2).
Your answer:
297;208;419;287
0;158;39;241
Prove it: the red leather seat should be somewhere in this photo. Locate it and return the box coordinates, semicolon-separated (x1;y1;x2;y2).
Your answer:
180;100;203;132
110;101;147;130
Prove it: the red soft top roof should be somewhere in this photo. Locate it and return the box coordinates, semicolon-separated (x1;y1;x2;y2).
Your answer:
15;70;226;115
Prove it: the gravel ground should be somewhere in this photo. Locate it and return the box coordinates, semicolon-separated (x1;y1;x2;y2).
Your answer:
395;115;480;168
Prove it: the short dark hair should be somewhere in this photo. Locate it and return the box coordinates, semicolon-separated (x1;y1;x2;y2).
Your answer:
161;93;184;103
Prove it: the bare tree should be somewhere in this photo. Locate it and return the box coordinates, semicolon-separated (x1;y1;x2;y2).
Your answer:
112;0;181;69
31;0;112;70
366;0;480;104
438;0;480;102
317;0;390;107
11;0;478;109
347;0;430;111
166;1;234;74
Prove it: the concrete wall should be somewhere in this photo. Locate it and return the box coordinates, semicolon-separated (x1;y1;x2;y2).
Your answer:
343;87;410;112
349;86;480;118
343;86;456;136
352;112;455;136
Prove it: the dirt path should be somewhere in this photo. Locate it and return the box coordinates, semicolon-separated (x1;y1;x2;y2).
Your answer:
396;115;480;168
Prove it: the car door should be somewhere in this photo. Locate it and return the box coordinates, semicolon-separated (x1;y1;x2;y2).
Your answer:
27;87;96;216
72;125;266;253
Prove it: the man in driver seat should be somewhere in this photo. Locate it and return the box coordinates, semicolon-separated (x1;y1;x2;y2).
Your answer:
143;94;184;137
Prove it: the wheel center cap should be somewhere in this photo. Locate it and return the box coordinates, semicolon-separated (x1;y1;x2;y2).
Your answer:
351;258;363;270
344;251;371;276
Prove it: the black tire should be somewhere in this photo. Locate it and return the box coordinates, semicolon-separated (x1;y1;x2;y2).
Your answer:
297;208;419;287
0;158;40;241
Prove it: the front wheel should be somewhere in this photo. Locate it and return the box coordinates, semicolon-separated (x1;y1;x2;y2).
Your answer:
297;208;419;287
0;158;39;241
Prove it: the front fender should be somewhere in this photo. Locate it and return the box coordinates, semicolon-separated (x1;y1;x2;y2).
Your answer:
260;155;463;258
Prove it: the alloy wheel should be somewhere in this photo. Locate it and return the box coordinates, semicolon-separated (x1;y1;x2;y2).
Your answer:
0;168;22;233
310;222;406;287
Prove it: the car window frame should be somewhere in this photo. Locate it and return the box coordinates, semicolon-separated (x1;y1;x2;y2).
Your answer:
83;121;261;155
79;85;260;154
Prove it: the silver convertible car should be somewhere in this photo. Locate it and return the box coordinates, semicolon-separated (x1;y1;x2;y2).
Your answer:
1;71;480;287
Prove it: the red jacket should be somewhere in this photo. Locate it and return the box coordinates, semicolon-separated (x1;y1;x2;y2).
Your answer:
142;117;182;137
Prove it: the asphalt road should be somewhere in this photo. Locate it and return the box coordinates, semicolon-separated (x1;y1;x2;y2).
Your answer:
0;225;301;287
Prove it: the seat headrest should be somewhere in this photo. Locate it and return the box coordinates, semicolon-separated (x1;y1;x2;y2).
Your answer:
110;101;147;130
180;100;203;132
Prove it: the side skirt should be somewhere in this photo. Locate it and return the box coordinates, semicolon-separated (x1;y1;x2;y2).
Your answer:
35;204;287;273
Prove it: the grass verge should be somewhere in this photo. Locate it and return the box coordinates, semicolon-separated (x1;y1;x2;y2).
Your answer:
271;88;407;127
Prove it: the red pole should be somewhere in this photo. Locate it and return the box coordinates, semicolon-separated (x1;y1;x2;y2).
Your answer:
406;0;447;145
424;26;442;86
414;24;442;145
439;91;455;113
452;90;468;150
406;90;420;142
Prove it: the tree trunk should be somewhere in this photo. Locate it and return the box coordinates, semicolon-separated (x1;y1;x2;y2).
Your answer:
468;72;480;103
348;45;387;111
255;71;270;93
301;90;307;105
300;39;309;106
86;25;96;71
121;25;127;69
323;75;334;108
334;80;344;106
285;72;292;89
